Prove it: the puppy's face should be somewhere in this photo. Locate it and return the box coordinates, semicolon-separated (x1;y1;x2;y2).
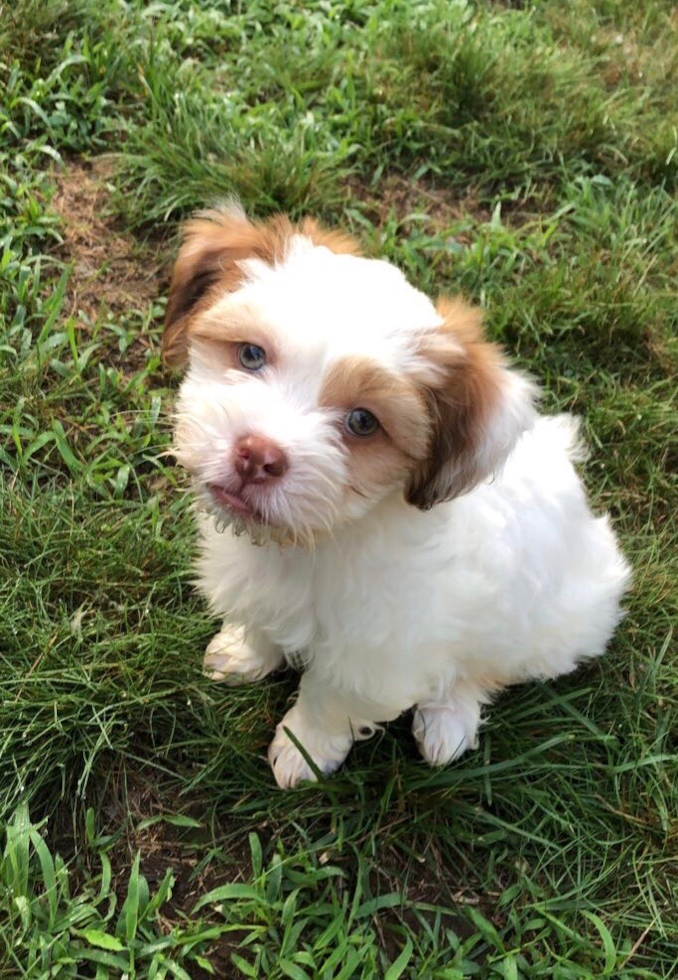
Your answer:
166;206;535;544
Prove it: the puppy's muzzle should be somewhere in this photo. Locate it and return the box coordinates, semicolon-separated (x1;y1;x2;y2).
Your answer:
234;434;288;486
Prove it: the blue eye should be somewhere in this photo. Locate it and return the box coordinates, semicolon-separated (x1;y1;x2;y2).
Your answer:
238;343;266;371
346;408;380;437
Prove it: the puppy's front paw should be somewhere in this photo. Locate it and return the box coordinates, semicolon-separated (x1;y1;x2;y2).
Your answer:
413;699;480;767
203;625;282;686
268;708;352;789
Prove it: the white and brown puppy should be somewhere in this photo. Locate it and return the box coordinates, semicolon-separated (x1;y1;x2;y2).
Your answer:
165;203;630;789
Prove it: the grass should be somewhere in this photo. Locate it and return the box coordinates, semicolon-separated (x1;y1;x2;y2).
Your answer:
1;0;677;976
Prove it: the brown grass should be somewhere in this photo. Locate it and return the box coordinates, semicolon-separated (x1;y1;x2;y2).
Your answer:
50;157;164;325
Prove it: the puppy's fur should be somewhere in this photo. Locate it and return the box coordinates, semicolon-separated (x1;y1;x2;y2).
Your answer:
166;203;631;788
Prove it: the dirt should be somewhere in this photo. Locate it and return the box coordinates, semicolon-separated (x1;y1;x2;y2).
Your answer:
75;768;491;972
346;172;548;242
49;157;168;364
347;173;493;233
83;771;253;978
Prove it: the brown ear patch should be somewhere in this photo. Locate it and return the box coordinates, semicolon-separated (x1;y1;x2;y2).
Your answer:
163;207;362;368
163;207;295;368
405;297;506;509
299;218;362;257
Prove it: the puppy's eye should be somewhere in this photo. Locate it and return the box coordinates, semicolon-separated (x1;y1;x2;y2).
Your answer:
345;408;380;437
238;343;266;371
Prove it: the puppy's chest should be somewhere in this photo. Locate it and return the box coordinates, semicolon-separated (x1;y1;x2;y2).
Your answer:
229;536;426;648
315;553;418;638
281;543;436;655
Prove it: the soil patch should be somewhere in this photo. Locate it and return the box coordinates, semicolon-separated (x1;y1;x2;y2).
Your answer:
347;174;492;232
50;157;167;337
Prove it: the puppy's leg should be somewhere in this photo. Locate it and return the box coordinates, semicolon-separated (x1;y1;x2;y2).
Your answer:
203;623;284;686
412;683;486;767
268;673;375;789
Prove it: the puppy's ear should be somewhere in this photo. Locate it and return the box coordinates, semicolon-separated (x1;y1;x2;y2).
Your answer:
163;204;295;368
163;207;362;368
406;297;537;509
299;217;362;256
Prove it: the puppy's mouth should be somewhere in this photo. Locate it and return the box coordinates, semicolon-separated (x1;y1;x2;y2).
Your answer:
207;484;264;523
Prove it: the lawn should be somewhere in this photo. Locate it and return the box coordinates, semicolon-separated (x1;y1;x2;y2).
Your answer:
1;0;677;977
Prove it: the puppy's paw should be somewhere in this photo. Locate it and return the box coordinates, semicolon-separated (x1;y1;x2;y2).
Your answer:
203;625;282;686
268;708;352;789
413;699;480;767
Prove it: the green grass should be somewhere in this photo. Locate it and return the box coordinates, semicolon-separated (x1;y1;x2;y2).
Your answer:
1;0;677;976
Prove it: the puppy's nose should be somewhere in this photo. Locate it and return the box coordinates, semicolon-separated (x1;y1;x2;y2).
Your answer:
234;435;288;484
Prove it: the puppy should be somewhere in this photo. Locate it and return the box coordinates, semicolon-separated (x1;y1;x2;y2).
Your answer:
165;203;631;789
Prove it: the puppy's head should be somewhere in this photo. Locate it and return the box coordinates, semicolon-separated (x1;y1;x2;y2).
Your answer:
166;204;536;545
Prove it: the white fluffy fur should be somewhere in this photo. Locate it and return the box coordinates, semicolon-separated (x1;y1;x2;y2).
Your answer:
172;231;631;788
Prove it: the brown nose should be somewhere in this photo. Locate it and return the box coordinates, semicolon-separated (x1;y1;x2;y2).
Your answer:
234;435;288;485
